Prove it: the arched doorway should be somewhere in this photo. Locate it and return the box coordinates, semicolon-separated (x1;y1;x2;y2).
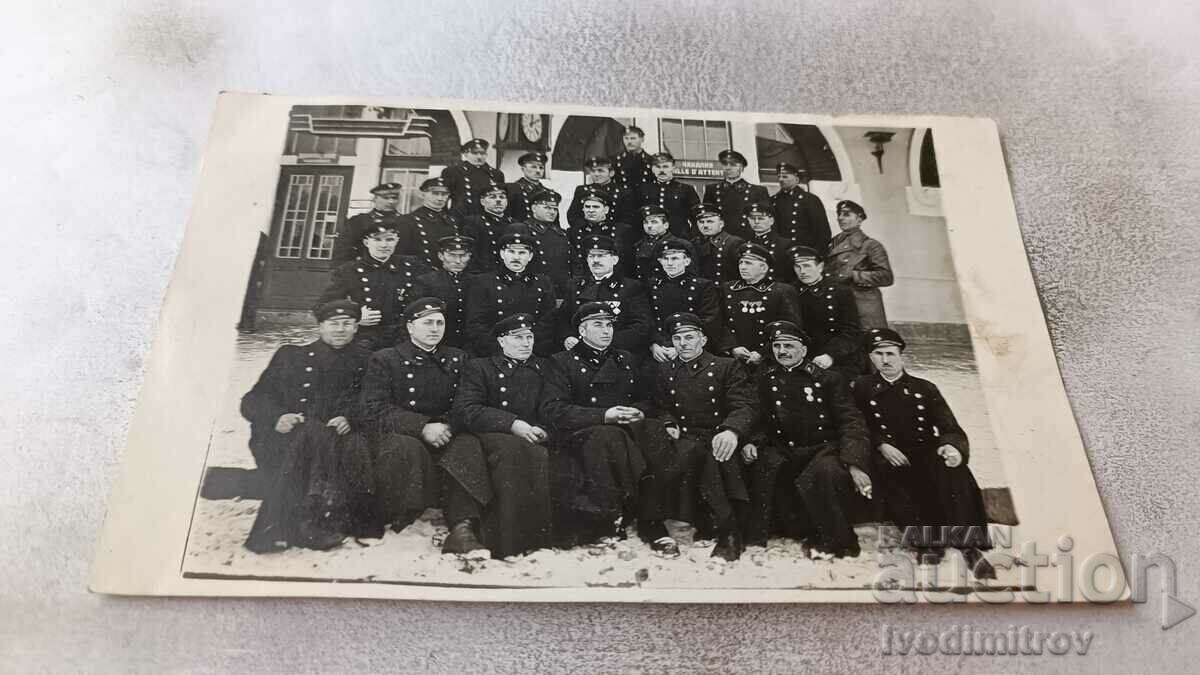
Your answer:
754;123;842;183
551;115;630;172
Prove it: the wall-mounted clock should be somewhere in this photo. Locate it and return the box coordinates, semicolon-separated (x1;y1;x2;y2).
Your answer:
520;113;543;143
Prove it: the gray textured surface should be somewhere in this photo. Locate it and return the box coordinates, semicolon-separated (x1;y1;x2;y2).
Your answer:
2;0;1199;671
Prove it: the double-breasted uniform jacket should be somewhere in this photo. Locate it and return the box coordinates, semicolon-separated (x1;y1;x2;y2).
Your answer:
241;339;372;462
319;254;428;349
451;355;554;433
504;178;546;222
507;220;574;299
442;162;506;220
410;269;475;349
770;187;831;253
630;232;671;283
651;351;757;438
753;361;868;467
691;231;746;284
648;272;724;347
851;372;969;461
397;206;461;269
823;228;894;329
636;179;700;238
719;278;802;355
334;209;403;263
749;230;796;283
463;268;557;357
612;149;655;194
702;179;770;240
542;345;649;433
359;341;468;437
566;182;637;231
557;275;654;355
793;274;863;376
462;210;514;273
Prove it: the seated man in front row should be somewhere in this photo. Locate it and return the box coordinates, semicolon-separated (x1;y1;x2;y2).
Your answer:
449;314;555;559
852;328;995;579
651;312;757;561
240;299;372;553
541;302;673;552
742;321;872;558
358;298;471;541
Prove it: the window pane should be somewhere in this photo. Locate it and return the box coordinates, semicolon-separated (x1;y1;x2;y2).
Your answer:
660;118;682;143
307;175;344;259
684;140;705;160
277;175;313;258
682;119;704;144
385;136;432;157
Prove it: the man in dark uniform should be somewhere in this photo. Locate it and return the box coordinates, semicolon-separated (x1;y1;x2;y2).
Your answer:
646;237;723;364
719;242;801;368
240;299;372;553
410;235;475;349
398;176;461;269
636;152;700;238
318;223;428;351
651;313;757;561
506;188;573;300
630;205;674;283
611;125;655;195
463;231;557;357
567;156;637;229
449;313;555;559
461;180;513;273
851;328;995;578
441;138;506;220
690;203;745;284
358;298;471;539
745;201;796;283
505;151;550;222
333;182;404;263
569;191;636;279
557;234;653;361
702;149;769;240
741;321;872;557
542;302;673;551
790;245;864;381
770;163;831;253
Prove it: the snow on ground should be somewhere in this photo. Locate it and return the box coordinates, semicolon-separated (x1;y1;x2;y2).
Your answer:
182;318;1017;591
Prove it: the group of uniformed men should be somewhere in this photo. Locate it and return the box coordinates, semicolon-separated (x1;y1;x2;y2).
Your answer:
240;127;994;578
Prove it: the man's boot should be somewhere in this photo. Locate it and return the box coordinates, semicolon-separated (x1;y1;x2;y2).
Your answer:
442;519;488;555
963;547;996;580
711;528;744;561
638;519;680;557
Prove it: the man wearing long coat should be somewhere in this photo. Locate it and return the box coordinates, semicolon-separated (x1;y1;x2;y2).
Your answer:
823;200;894;329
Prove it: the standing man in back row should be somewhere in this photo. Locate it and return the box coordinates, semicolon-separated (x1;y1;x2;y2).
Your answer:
612;125;655;195
442;138;506;221
703;149;769;240
770;163;831;253
333;183;404;263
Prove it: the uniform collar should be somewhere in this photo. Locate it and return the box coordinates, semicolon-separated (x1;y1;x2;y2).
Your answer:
498;267;534;284
571;341;610;366
676;350;713;371
731;276;773;292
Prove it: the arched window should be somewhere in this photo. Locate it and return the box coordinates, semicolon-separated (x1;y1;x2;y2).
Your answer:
551;116;629;172
754;124;841;182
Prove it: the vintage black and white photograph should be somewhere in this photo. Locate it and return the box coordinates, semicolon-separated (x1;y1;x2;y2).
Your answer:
165;99;1027;593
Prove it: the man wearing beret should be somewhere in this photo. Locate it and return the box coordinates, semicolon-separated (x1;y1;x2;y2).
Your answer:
461;180;514;273
611;125;655;195
557;234;653;362
569;190;636;280
650;313;757;560
410;235;476;349
463;232;557;357
745;201;797;283
689;203;746;284
358;298;475;543
397;177;462;270
742;321;872;558
449;313;555;558
567;156;637;231
824;200;894;329
851;328;995;578
770;163;831;253
240;299;373;553
646;237;723;364
630;205;675;283
789;245;865;381
333;182;404;263
441;138;506;221
317;222;428;351
719;242;802;368
505;151;550;222
702;149;769;240
541;302;674;552
505;188;573;300
636;152;700;238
